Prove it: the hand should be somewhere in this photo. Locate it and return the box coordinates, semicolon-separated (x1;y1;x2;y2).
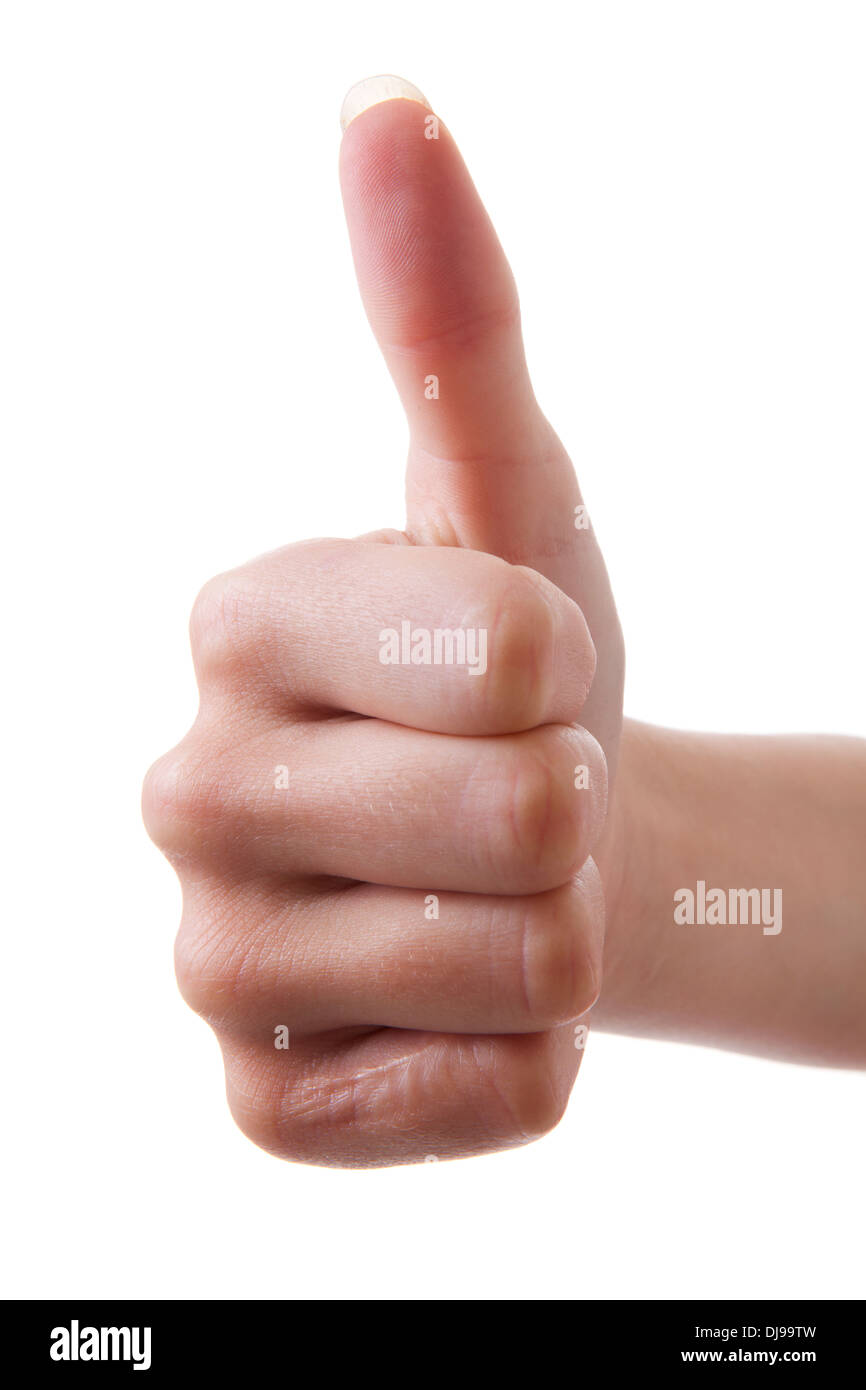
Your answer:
143;78;625;1166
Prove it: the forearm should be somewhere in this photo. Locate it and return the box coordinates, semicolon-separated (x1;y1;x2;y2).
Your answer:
595;719;866;1066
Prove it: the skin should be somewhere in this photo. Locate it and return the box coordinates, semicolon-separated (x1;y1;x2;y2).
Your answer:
142;92;866;1169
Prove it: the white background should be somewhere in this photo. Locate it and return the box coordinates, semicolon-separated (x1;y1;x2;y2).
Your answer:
1;1;864;1300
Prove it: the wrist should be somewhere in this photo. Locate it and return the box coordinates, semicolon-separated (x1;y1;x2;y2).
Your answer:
592;718;663;1025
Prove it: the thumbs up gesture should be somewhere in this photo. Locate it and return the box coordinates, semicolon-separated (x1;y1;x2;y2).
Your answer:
144;78;624;1167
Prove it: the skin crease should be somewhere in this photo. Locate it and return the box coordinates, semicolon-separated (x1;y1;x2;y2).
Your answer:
143;89;866;1169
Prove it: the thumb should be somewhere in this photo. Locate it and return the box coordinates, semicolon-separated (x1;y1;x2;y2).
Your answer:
338;76;580;584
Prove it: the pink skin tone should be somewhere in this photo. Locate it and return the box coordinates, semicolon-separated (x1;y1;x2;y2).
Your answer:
143;94;866;1169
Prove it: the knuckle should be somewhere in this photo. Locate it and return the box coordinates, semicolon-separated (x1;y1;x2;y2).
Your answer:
141;736;222;855
223;1051;291;1156
224;1051;364;1165
189;570;263;676
497;731;579;889
176;910;304;1033
478;568;557;731
512;1066;570;1141
173;916;245;1022
475;1036;569;1144
173;920;222;1018
518;894;599;1028
142;748;186;846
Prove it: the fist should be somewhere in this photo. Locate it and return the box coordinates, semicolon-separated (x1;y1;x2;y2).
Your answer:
144;537;606;1165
